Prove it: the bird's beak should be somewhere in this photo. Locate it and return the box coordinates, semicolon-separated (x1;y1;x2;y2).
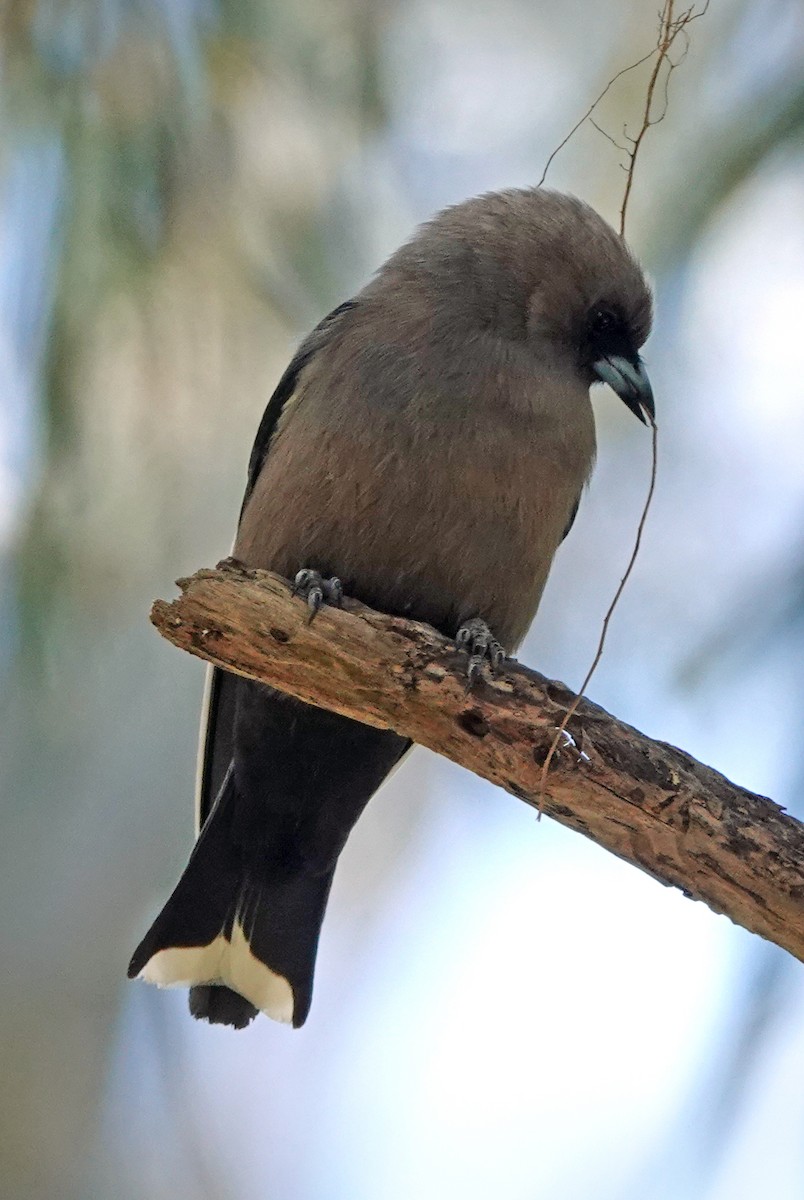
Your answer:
592;355;655;425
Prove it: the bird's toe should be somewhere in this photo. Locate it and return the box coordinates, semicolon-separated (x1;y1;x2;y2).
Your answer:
292;568;344;620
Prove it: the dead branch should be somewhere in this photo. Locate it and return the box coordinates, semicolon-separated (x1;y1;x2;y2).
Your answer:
150;559;804;964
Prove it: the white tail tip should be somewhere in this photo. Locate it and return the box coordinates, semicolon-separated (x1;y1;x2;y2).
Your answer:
136;920;295;1024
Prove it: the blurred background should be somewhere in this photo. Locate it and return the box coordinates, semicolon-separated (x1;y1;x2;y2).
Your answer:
2;1;804;1197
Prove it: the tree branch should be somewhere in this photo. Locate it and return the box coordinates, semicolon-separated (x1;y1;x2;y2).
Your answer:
151;559;804;962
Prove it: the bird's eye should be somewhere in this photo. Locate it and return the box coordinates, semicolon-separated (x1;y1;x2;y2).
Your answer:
589;309;617;337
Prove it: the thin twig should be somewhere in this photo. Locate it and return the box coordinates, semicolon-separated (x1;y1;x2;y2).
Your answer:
537;49;657;187
537;1;709;805
621;1;680;233
589;117;629;155
538;0;710;234
539;419;659;810
619;1;711;233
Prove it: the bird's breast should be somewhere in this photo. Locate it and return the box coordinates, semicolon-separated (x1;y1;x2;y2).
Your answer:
236;379;594;650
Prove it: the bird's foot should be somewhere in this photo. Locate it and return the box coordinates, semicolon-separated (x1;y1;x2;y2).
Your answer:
455;617;506;684
292;568;344;620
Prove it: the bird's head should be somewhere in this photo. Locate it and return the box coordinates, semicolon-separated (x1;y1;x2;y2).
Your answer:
575;298;654;425
400;188;655;423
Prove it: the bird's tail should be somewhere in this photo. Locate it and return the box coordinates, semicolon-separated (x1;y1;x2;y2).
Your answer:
127;769;334;1029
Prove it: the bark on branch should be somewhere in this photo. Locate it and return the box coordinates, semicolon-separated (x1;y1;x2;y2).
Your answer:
151;559;804;962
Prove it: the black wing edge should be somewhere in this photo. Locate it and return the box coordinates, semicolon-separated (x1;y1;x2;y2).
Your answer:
561;494;581;544
194;665;238;832
197;298;359;831
240;298;359;517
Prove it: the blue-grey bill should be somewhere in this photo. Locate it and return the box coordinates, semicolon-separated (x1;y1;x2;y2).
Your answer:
593;355;655;424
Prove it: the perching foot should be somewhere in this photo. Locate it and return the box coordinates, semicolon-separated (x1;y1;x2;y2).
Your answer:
292;568;344;620
455;617;506;683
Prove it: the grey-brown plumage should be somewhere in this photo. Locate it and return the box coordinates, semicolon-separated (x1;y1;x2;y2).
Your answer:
129;188;654;1028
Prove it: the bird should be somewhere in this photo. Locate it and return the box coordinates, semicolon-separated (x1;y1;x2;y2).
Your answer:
128;187;654;1029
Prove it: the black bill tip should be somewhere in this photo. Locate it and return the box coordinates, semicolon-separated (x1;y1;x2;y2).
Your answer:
593;355;655;425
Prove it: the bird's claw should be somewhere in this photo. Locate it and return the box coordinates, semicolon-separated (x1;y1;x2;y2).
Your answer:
455;617;506;683
292;569;343;621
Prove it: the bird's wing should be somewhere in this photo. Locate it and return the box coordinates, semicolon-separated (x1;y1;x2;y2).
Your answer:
195;298;359;834
240;298;358;518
